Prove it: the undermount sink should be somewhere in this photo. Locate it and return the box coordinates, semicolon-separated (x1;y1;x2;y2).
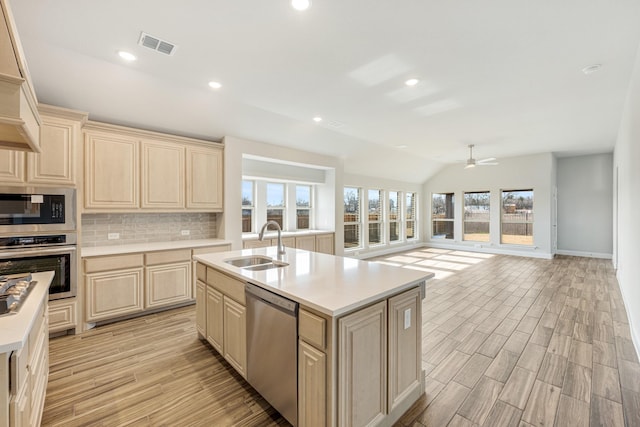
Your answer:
224;256;289;271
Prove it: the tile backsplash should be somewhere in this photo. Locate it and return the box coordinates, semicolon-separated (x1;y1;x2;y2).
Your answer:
81;213;218;247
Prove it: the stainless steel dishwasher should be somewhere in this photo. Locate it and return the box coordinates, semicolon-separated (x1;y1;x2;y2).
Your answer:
245;283;299;426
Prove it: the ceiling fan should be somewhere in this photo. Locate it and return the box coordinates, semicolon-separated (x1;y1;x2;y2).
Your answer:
464;144;498;169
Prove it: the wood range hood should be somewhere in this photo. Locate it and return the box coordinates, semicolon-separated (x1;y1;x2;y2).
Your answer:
0;0;41;153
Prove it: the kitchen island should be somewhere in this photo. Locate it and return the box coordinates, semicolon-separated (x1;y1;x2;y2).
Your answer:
0;271;53;427
194;247;433;427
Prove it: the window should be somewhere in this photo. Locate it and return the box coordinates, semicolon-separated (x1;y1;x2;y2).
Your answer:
406;192;416;240
242;180;254;233
389;191;400;242
296;185;311;230
432;193;455;239
368;189;383;245
464;191;490;242
344;187;361;249
266;182;285;229
501;189;534;245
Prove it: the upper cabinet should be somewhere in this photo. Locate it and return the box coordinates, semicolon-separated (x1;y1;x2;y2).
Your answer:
0;104;86;186
83;121;223;213
0;0;41;153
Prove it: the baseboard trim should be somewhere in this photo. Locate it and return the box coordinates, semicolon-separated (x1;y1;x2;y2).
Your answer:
616;269;640;366
556;249;613;259
424;242;554;260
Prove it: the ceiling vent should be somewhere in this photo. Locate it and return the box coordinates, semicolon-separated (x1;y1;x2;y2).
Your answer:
138;32;177;56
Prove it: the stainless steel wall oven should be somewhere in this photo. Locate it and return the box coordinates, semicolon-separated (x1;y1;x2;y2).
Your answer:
0;233;77;300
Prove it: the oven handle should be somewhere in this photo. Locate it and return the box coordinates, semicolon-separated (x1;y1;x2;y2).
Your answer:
0;245;77;259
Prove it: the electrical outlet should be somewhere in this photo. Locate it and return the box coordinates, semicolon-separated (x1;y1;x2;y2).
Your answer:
107;233;120;240
404;308;411;330
181;230;190;236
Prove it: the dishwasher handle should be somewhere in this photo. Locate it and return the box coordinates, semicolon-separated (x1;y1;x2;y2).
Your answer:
245;283;298;315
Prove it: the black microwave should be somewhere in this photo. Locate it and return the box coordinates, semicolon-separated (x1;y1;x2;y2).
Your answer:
0;187;76;233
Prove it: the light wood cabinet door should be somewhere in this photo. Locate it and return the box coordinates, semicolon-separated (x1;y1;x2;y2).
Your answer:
295;235;316;252
49;299;76;333
315;233;335;255
145;261;191;309
141;140;184;209
195;280;206;337
186;145;223;211
27;114;79;185
9;379;29;427
84;131;139;210
338;300;387;427
0;150;24;183
298;340;326;427
242;239;271;249
206;286;224;353
223;296;246;377
388;288;422;413
85;268;144;322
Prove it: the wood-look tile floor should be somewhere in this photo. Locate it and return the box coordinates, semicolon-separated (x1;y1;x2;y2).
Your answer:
42;249;640;426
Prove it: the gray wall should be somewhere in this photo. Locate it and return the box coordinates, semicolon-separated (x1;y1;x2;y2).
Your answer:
557;154;613;256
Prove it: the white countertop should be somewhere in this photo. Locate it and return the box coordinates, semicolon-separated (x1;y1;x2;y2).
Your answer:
82;239;232;257
0;271;53;353
242;230;334;240
194;247;433;317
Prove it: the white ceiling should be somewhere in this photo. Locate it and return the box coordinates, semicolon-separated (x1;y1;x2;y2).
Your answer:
10;0;640;183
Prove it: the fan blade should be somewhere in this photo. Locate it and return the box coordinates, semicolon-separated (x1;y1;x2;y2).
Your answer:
479;162;498;166
477;157;496;163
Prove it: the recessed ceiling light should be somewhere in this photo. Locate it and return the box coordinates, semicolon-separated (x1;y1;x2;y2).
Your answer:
118;51;137;61
208;81;222;89
405;78;419;86
291;0;311;11
582;64;602;75
313;116;322;123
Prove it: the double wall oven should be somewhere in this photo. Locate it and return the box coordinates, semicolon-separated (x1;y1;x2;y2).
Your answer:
0;187;77;300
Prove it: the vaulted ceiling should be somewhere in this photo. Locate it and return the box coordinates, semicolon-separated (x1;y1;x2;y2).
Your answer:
10;0;640;183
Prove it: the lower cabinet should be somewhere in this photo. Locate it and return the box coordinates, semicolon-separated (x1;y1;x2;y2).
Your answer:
295;235;316;251
7;297;48;427
243;232;335;254
48;298;77;333
315;233;335;255
298;340;326;427
85;268;144;322
197;264;247;378
145;261;191;309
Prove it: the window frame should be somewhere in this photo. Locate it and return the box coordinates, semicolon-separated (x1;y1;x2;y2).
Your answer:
344;186;362;250
367;189;384;246
241;180;255;233
501;189;534;246
405;192;417;240
295;184;312;230
265;182;286;229
432;192;455;240
388;190;401;243
463;191;491;242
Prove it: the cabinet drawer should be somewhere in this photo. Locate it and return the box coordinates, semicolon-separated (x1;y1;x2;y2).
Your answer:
206;267;245;304
196;262;207;282
192;245;231;255
145;249;191;266
84;253;143;273
299;309;326;350
49;299;76;332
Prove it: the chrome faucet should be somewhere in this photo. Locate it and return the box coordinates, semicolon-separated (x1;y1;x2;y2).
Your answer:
258;221;286;256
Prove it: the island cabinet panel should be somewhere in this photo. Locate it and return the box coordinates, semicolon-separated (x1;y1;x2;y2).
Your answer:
85;268;144;322
141;140;184;209
223;297;247;377
388;288;422;413
338;300;388;427
186;145;223;211
298;340;326;427
84;131;139;210
299;309;326;350
206;286;224;353
0;150;24;183
145;261;191;309
195;280;206;337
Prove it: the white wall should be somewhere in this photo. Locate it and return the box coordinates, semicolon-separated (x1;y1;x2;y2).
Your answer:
222;136;343;252
613;40;640;355
556;154;613;258
343;173;424;258
422;153;555;258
